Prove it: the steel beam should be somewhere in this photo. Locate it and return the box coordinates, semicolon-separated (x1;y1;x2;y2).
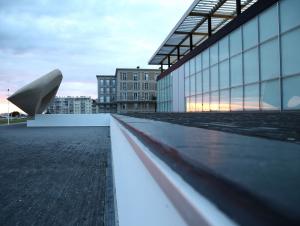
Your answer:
208;16;212;37
236;0;241;15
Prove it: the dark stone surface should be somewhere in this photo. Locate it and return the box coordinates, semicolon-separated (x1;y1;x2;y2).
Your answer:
0;123;115;226
122;112;300;143
114;114;300;225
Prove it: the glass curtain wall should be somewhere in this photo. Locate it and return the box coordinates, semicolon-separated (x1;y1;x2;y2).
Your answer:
157;0;300;112
157;72;172;112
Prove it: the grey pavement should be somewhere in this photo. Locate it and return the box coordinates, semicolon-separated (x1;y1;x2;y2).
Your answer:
0;124;114;226
114;114;300;225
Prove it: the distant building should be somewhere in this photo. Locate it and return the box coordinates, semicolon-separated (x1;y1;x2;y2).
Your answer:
96;75;117;113
47;96;92;114
115;68;160;113
92;99;99;114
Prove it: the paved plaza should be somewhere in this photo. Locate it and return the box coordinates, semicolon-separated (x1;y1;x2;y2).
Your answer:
0;123;114;226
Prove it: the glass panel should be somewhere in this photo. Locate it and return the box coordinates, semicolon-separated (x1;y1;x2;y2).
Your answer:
219;36;229;61
230;54;243;87
259;5;278;42
203;93;210;111
190;58;196;75
261;80;280;110
280;0;300;33
211;65;219;91
190;75;196;95
245;84;259;110
210;91;219;111
196;54;202;72
184;61;190;77
282;28;300;76
179;64;184;77
260;39;280;81
196;94;202;112
196;72;202;94
220;60;229;89
244;47;259;84
220;89;230;111
203;69;210;93
283;75;300;110
243;17;258;50
186;97;190;112
203;49;210;69
210;44;218;65
185;77;189;97
231;86;243;111
230;28;242;56
190;96;196;112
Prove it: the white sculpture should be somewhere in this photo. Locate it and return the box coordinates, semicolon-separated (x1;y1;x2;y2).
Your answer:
8;69;63;116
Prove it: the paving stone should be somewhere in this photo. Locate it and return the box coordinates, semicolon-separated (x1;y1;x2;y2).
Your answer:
0;124;115;226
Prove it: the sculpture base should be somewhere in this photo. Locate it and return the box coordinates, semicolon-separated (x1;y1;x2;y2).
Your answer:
27;114;110;127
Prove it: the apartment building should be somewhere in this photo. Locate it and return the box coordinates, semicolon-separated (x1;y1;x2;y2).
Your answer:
115;68;160;113
96;75;117;113
47;96;93;114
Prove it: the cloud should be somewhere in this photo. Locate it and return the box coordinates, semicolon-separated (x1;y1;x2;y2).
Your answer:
0;0;193;113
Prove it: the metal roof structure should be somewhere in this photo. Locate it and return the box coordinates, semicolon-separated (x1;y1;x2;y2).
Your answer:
149;0;257;66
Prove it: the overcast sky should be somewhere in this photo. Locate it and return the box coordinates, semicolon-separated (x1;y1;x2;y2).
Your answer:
0;0;193;113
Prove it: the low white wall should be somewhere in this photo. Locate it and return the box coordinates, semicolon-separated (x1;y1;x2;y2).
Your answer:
110;116;188;226
27;114;110;127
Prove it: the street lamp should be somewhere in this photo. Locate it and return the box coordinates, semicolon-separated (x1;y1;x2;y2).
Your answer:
7;88;10;125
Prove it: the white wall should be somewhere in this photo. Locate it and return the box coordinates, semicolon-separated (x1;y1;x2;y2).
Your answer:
27;114;110;127
110;117;188;226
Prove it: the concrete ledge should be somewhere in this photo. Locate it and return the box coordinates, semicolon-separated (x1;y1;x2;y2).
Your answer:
27;114;110;127
113;114;300;226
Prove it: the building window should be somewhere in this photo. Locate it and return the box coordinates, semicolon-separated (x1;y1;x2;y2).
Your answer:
100;88;104;93
134;103;138;110
260;39;280;81
100;96;104;103
245;84;259;110
120;72;127;80
144;83;149;90
106;80;110;86
145;92;149;100
107;96;110;102
122;82;127;90
283;75;300;110
261;80;280;110
122;92;127;100
133;73;138;81
144;73;149;80
134;82;138;90
106;88;110;93
100;79;104;85
133;92;138;100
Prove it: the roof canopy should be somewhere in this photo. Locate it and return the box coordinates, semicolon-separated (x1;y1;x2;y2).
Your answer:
149;0;257;66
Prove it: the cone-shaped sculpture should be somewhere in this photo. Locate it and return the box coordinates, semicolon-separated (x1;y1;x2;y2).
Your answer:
8;69;63;116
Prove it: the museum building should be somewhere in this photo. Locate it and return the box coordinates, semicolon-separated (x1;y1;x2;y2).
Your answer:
149;0;300;112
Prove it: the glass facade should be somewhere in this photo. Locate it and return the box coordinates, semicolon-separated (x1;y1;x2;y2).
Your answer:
157;72;172;112
157;0;300;112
